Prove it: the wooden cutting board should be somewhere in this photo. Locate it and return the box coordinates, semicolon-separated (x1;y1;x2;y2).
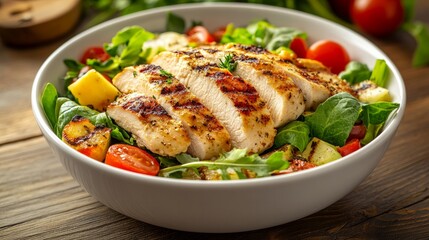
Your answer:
0;0;81;47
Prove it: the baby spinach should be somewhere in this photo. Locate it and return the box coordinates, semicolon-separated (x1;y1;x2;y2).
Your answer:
360;102;400;126
305;92;361;146
41;83;59;129
339;61;372;85
274;121;310;152
359;102;400;144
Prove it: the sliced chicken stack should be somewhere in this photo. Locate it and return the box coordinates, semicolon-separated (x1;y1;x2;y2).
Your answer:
106;43;355;160
197;46;305;127
216;44;355;109
112;64;232;160
152;49;276;154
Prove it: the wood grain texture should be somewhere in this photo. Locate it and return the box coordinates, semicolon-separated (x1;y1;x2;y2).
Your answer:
1;1;429;239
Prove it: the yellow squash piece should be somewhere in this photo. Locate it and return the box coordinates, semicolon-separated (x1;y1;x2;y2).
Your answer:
302;137;342;166
68;69;119;111
62;116;111;161
354;80;392;103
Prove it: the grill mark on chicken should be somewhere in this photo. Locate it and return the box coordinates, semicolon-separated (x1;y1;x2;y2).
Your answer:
198;46;305;127
218;43;355;110
152;50;276;153
112;64;232;159
122;94;169;118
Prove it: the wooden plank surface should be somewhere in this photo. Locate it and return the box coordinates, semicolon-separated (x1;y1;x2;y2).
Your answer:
1;1;429;239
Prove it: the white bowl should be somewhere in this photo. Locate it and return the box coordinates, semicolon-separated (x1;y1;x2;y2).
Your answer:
31;3;406;233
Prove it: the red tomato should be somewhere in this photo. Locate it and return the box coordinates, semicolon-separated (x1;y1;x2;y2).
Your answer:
338;139;361;157
105;144;160;176
351;0;404;37
289;37;308;58
306;40;350;74
347;124;366;142
80;46;110;64
186;26;215;43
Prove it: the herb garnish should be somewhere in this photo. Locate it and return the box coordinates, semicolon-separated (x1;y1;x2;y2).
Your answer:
159;69;174;84
218;54;237;72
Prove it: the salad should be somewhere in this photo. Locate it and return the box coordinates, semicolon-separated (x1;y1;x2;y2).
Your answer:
41;13;400;180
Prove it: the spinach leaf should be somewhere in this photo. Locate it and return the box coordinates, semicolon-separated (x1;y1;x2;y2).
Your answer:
274;121;310;152
305;92;361;146
89;112;135;145
360;102;400;126
41;83;59;129
339;61;372;85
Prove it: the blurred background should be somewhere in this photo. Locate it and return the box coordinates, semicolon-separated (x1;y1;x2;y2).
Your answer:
0;0;427;68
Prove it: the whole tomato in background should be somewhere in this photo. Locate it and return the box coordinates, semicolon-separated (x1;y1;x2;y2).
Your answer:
351;0;404;37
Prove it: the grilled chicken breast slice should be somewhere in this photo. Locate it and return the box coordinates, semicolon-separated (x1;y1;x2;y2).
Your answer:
219;44;355;110
106;93;190;156
198;46;305;127
152;49;276;153
112;64;232;160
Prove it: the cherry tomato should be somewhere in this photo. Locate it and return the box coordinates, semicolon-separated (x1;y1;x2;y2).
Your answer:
289;37;308;58
338;139;361;157
186;26;215;43
351;0;404;37
306;40;350;74
80;46;110;64
347;124;366;142
105;144;160;176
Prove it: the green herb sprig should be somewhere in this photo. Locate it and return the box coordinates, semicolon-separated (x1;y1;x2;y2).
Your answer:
218;54;237;72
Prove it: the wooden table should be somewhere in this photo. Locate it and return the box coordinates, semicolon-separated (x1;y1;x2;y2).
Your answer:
1;2;429;239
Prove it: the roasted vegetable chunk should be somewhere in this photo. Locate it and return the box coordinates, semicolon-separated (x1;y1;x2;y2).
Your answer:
68;69;119;111
62;116;111;161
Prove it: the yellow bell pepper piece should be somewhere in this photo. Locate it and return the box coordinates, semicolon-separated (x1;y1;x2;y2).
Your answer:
68;69;119;111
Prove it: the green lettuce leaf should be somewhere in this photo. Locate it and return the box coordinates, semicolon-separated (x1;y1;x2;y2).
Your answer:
274;121;310;152
305;92;361;146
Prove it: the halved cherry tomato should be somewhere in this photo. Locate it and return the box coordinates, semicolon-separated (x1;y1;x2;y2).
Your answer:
289;37;308;58
80;46;110;64
351;0;404;37
306;40;350;74
186;26;215;43
338;139;361;157
105;144;160;176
